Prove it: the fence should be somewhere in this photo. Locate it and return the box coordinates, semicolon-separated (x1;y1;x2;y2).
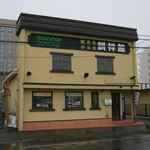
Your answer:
0;145;6;150
126;104;150;116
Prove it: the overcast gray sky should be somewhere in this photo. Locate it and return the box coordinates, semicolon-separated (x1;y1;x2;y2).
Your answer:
0;0;150;46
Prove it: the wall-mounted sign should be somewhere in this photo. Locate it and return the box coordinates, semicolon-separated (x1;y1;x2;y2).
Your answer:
104;99;112;106
32;92;52;109
122;96;126;119
28;33;130;54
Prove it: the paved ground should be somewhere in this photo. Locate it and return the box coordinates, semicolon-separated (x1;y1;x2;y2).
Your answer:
21;134;150;150
0;117;150;144
1;133;150;150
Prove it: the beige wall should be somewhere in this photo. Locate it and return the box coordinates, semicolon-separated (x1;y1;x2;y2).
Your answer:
8;77;18;115
138;91;150;104
122;91;133;104
23;89;112;121
20;30;138;88
14;29;138;130
123;90;150;104
124;90;150;116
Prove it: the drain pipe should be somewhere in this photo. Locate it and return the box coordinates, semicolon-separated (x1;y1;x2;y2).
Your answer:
132;91;137;123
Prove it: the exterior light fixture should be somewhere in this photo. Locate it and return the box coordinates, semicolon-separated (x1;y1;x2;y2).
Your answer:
130;76;135;80
27;71;32;76
84;73;89;78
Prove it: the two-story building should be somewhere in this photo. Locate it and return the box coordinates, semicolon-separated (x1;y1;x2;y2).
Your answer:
3;13;141;131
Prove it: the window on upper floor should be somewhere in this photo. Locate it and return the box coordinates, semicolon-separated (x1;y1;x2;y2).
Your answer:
50;52;73;73
8;32;12;40
0;27;5;32
8;44;12;50
8;62;11;72
0;45;3;49
0;35;4;40
8;28;12;33
0;53;3;58
0;61;4;72
95;55;115;75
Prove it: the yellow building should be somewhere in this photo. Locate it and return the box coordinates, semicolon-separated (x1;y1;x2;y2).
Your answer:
3;13;140;131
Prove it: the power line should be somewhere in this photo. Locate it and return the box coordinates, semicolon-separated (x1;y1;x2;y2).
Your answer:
1;48;150;59
138;35;150;37
0;39;148;50
0;40;27;44
136;41;148;45
0;40;150;50
138;39;150;41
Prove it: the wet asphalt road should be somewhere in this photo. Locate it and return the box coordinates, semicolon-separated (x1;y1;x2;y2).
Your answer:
1;133;150;150
0;117;150;150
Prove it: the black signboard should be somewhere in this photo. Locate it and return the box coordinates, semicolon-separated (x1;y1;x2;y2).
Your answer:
28;33;130;54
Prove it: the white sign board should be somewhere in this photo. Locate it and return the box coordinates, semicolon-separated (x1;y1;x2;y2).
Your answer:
104;99;112;106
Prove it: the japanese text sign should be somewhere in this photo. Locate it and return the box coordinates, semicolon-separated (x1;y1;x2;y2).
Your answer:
28;33;130;54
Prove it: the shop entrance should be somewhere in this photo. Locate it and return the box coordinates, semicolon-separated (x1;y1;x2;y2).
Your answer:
111;93;120;121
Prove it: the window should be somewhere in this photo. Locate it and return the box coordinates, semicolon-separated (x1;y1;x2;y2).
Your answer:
8;44;12;50
8;28;12;33
90;92;101;110
95;55;115;75
8;33;12;40
147;84;150;88
8;62;11;72
30;91;55;111
8;54;12;58
0;35;4;40
0;27;5;32
64;92;85;110
0;53;3;57
0;46;4;58
0;62;4;72
50;52;73;73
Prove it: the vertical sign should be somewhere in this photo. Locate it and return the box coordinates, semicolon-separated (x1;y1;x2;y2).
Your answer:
122;96;126;119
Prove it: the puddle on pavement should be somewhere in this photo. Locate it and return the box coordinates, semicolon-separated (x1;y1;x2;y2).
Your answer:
0;143;21;150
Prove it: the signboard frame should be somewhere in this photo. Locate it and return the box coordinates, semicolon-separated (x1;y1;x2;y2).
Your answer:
28;33;130;54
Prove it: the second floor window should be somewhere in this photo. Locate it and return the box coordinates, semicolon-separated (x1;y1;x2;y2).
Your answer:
50;52;73;73
95;55;115;75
